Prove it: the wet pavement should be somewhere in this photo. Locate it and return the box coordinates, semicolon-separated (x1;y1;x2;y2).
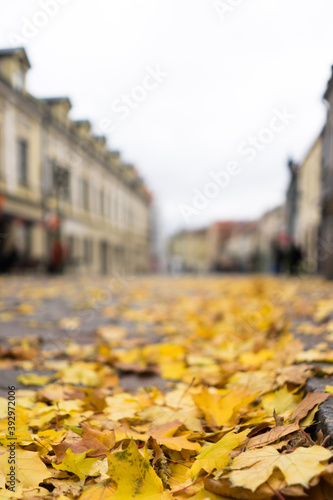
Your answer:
0;273;333;398
0;275;168;394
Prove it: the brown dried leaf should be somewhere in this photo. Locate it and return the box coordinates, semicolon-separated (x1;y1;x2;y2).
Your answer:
291;392;331;422
204;473;285;500
247;423;299;449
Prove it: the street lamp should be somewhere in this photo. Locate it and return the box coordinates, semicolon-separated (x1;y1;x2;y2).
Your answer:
41;161;69;273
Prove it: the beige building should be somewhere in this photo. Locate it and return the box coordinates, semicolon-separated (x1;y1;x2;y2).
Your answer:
207;221;236;271
168;211;289;274
0;48;151;274
296;132;323;272
168;221;259;273
168;229;210;273
221;222;259;272
257;205;287;272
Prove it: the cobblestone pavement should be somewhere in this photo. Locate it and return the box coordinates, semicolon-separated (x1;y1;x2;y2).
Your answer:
0;275;167;394
0;273;333;397
2;274;333;499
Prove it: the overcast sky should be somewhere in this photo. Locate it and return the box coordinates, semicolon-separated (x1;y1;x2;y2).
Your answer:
1;0;332;237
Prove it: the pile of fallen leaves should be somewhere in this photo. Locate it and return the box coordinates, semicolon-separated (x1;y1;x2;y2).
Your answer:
1;276;333;499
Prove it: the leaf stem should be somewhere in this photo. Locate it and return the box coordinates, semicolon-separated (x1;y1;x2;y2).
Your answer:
300;427;316;446
176;377;196;408
274;490;286;500
167;459;195;463
171;473;210;495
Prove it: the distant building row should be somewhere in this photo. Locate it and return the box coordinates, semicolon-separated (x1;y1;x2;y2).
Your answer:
0;48;152;274
168;209;286;274
169;64;333;278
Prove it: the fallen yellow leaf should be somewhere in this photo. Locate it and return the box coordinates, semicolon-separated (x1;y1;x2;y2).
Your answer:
191;429;250;477
228;445;332;491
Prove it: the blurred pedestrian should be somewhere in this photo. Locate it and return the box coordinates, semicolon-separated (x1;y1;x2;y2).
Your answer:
287;241;302;275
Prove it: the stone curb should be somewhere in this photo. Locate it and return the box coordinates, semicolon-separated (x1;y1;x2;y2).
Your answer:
306;376;333;446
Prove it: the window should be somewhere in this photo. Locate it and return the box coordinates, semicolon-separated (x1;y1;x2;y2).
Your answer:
13;71;24;92
83;180;89;210
68;236;75;259
84;238;93;264
90;186;95;213
108;195;112;220
80;178;89;210
128;208;132;228
22;223;31;256
100;190;104;216
104;194;109;218
17;139;28;185
52;164;71;201
114;195;118;224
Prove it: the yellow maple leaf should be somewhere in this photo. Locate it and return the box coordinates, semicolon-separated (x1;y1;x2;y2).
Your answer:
0;432;34;450
140;405;202;433
0;448;51;488
53;448;100;480
57;362;102;386
0;312;14;322
191;429;250;477
104;393;140;421
36;429;68;452
79;481;117;499
107;440;172;499
194;389;257;426
96;325;127;342
17;374;50;386
0;399;8;420
0;486;49;498
16;303;35;315
189;490;229;500
59;317;81;330
115;421;201;452
314;299;333;322
296;349;333;363
238;348;275;368
260;385;301;417
0;468;5;489
168;462;192;491
160;361;186;380
228;445;332;491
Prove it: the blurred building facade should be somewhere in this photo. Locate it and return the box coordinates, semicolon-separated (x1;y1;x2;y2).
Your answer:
0;48;151;274
256;205;287;273
168;135;326;275
207;221;238;271
168;213;286;274
168;111;329;276
168;228;209;273
286;159;300;244
296;133;323;272
321;66;333;279
207;221;258;272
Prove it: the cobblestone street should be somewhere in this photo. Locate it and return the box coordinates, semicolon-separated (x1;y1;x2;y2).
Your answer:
0;275;168;394
2;274;333;498
1;273;333;393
